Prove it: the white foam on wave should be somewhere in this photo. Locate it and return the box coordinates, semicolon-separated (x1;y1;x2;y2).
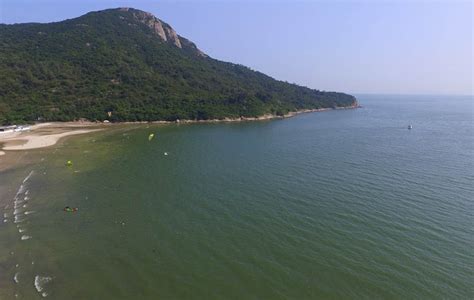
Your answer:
14;272;20;283
14;214;25;223
18;228;26;233
12;171;33;206
14;202;25;210
24;211;35;215
23;171;34;184
14;199;27;209
34;275;52;298
17;185;26;195
3;212;8;218
21;235;31;240
11;170;35;226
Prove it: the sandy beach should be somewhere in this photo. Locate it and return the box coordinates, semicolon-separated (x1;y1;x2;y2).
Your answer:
0;122;103;171
2;129;101;150
0;122;102;152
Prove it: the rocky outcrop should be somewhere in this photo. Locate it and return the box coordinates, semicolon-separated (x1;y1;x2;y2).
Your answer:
123;8;209;56
164;26;181;48
151;19;168;42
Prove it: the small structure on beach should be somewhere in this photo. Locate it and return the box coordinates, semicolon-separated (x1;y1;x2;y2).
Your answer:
0;125;31;133
0;125;16;133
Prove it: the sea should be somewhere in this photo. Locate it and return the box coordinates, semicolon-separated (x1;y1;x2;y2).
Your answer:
0;94;472;299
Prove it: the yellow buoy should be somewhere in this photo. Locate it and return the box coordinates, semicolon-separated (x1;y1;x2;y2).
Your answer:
148;133;155;141
66;160;73;166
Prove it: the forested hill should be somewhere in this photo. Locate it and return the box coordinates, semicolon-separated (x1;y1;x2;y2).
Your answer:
0;7;357;124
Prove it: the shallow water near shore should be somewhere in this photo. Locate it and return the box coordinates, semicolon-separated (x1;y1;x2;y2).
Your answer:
0;95;473;299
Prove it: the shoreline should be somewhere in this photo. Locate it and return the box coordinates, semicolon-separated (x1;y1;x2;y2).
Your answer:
113;104;359;124
2;129;101;151
0;122;102;153
0;105;359;154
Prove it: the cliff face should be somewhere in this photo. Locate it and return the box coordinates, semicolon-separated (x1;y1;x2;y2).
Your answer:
119;7;206;57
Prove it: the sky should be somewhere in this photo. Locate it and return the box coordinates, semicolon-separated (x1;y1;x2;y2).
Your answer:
0;0;472;95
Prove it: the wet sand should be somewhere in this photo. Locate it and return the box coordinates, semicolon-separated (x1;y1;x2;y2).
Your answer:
0;123;102;171
0;123;101;151
1;129;100;151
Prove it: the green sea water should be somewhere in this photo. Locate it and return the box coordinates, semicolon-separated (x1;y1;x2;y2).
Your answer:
1;95;473;299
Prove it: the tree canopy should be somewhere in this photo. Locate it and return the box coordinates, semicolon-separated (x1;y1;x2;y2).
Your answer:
0;8;356;124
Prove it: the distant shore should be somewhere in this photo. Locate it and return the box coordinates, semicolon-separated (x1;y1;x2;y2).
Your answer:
174;105;358;124
0;105;359;155
117;104;359;125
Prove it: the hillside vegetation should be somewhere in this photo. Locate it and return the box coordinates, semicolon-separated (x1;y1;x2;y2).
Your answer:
0;8;356;124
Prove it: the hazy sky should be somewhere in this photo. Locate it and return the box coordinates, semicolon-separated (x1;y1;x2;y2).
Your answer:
1;0;472;95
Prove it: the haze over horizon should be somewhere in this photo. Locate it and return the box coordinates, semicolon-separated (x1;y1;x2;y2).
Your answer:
1;0;472;96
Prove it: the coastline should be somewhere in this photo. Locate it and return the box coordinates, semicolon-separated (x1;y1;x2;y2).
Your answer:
0;122;102;152
119;104;359;124
0;105;359;155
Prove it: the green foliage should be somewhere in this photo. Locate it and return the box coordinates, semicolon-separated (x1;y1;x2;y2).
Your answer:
0;8;356;124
